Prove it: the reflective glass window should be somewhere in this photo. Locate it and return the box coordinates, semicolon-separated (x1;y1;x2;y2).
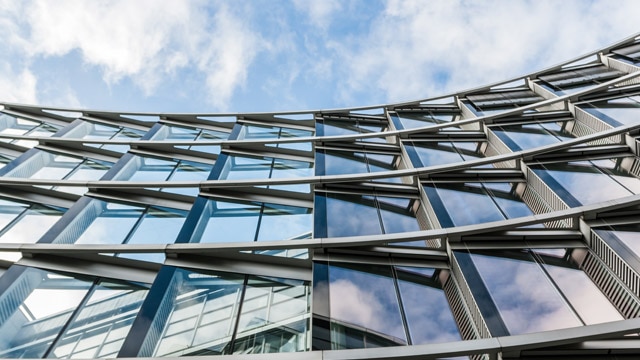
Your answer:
238;124;312;152
113;155;212;196
530;158;640;206
406;141;482;167
323;263;458;349
194;199;312;243
142;268;310;356
54;199;187;262
320;149;399;176
391;108;459;130
0;199;65;261
491;121;574;151
155;125;229;155
424;182;532;227
322;193;420;237
0;113;61;148
579;95;640;126
0;267;145;358
219;154;312;194
396;267;460;345
232;276;310;354
328;264;406;348
47;280;149;358
4;150;112;195
456;249;623;336
0;267;93;358
317;117;388;144
73;121;145;153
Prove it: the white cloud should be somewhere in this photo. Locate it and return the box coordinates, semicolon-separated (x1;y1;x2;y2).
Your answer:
0;0;265;110
0;63;38;104
331;0;640;105
197;4;263;109
293;0;342;31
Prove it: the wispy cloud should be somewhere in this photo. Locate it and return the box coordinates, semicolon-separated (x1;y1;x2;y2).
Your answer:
292;0;342;31
0;1;637;111
330;0;640;106
0;1;265;110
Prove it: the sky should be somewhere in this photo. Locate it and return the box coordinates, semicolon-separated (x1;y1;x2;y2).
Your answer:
0;0;638;114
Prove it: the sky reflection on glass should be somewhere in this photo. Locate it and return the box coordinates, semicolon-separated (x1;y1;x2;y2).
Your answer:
531;159;640;205
197;199;311;243
427;183;532;227
324;194;419;237
328;265;406;343
466;250;623;336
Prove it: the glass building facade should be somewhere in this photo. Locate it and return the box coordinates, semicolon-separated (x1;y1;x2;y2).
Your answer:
0;35;638;360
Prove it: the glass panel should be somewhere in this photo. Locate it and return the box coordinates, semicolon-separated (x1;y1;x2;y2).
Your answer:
4;151;112;195
220;155;312;193
531;158;640;205
462;249;623;336
102;128;145;153
73;202;144;245
238;124;312;151
392;110;458;130
55;200;186;253
0;267;93;358
328;264;406;349
321;150;369;175
322;193;420;237
0;202;65;261
317;119;387;143
166;161;213;196
232;276;310;354
161;125;228;154
538;64;623;95
256;204;312;241
147;268;310;356
195;200;311;243
120;207;188;262
541;263;623;325
580;95;640;126
48;281;149;359
324;194;382;237
0;114;61;148
377;196;420;234
466;89;543;112
151;269;244;357
468;251;582;335
491;121;574;151
407;141;481;167
396;268;460;345
425;183;531;227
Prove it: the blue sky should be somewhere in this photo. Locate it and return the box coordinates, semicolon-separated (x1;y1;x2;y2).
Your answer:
0;0;638;114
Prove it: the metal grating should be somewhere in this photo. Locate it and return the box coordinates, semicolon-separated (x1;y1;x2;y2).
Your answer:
581;250;640;319
590;231;640;309
605;56;640;87
449;253;492;339
523;167;572;228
